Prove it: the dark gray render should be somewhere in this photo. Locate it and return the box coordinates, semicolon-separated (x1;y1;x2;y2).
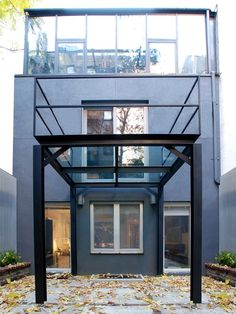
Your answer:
0;168;17;252
13;8;220;282
220;168;236;253
13;75;219;274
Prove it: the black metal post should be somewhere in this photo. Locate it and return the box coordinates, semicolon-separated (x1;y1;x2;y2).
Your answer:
157;186;164;274
190;143;202;303
33;145;47;303
70;187;78;275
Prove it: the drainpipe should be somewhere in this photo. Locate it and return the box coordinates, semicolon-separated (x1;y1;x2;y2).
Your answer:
211;72;221;185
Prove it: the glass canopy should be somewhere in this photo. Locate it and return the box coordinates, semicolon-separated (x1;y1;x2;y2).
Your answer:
46;144;190;187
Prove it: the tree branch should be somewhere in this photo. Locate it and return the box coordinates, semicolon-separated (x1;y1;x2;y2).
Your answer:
8;0;22;14
0;45;23;52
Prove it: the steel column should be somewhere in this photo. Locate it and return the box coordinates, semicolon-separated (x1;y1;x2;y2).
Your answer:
157;186;164;274
190;144;202;303
33;145;47;304
70;187;78;275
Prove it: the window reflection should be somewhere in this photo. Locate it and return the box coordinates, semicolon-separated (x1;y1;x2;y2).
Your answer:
87;109;113;135
58;43;84;74
85;107;145;180
91;203;142;253
26;13;212;74
120;204;140;249
149;42;176;74
117;15;146;73
164;203;190;269
178;15;207;74
28;17;55;74
87;16;116;73
94;204;114;249
86;109;113;179
116;107;144;134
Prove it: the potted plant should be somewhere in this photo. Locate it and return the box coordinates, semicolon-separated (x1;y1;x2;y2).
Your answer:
205;251;236;286
0;250;31;285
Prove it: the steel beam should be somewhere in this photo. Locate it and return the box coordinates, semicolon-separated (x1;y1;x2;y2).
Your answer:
44;146;70;167
25;8;217;18
33;145;47;304
190;144;202;303
62;166;171;174
73;182;160;188
157;186;164;274
164;145;191;165
35;134;199;147
70;187;78;275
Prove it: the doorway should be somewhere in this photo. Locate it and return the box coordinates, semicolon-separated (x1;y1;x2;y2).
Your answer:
45;203;70;269
164;202;190;270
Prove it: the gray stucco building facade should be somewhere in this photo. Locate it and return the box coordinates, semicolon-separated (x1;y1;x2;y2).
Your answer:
13;7;220;282
0;168;17;252
220;167;236;253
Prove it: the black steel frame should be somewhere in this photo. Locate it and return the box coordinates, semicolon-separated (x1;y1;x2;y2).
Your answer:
33;137;202;304
32;70;202;305
34;76;201;139
25;8;217;17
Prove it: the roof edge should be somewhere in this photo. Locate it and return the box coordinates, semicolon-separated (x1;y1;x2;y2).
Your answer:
24;8;217;18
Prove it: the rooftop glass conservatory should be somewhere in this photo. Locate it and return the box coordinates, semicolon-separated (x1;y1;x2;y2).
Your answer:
24;8;217;75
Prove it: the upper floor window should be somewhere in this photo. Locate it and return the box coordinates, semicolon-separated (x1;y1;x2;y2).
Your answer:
25;11;214;75
83;107;146;181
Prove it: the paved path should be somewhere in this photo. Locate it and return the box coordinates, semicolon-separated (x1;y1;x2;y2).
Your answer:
0;274;235;313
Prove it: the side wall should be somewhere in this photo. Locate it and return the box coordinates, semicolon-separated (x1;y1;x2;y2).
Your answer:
219;168;236;252
0;168;17;252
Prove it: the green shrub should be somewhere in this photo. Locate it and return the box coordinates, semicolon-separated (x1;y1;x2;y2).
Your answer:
215;251;236;268
0;250;21;267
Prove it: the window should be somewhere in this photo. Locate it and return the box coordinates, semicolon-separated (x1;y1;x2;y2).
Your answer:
57;42;85;74
117;15;146;73
83;106;147;181
148;42;176;74
26;12;213;75
87;16;116;73
164;202;190;269
90;203;143;253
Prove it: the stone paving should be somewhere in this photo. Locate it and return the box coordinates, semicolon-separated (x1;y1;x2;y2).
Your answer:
0;274;236;313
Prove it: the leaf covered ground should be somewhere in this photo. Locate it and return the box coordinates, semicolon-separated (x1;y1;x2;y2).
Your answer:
0;274;235;313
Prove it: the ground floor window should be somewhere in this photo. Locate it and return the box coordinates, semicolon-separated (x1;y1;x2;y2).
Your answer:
164;202;190;269
90;202;143;254
45;203;70;268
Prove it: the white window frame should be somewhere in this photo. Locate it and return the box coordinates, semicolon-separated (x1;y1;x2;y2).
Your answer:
163;202;191;272
90;202;143;254
82;107;148;182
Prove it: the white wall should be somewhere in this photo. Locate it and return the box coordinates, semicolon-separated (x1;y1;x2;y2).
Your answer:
217;1;236;174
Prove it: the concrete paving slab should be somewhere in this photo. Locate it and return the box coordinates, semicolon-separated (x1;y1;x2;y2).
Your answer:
1;275;236;313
